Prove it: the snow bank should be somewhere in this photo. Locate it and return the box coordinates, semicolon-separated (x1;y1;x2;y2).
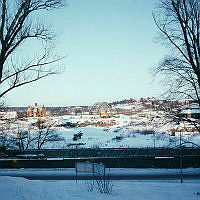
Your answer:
0;176;200;200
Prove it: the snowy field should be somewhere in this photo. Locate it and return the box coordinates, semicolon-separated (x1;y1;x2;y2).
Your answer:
2;112;200;149
55;126;200;149
1;168;200;200
40;113;200;149
1;175;200;200
1;106;200;200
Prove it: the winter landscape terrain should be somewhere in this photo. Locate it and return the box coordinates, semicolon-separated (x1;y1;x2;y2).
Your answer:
1;102;200;200
2;102;200;150
1;173;200;200
7;109;199;150
54;113;200;149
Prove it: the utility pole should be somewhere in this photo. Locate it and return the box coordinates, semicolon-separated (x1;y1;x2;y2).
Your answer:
180;130;183;183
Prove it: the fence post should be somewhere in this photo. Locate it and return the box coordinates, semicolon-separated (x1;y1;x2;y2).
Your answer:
75;162;77;183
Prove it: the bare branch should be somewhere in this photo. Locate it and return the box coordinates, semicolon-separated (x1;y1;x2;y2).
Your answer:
153;0;200;105
0;0;66;98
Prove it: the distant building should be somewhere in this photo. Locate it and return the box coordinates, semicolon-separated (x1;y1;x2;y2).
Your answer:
27;106;32;117
178;103;200;119
89;102;112;115
74;107;83;115
26;103;47;117
0;111;17;120
100;113;110;118
33;103;39;117
40;105;47;117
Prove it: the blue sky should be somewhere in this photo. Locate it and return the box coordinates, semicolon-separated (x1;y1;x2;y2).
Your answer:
7;0;168;106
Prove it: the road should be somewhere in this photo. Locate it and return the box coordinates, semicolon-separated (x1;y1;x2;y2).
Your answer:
20;174;200;180
0;168;200;180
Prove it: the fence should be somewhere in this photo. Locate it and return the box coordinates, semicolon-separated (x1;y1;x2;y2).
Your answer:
4;147;200;158
75;161;105;182
1;156;200;168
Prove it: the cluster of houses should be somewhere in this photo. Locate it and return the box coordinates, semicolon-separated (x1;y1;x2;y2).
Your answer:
24;99;200;120
0;98;199;120
0;103;47;120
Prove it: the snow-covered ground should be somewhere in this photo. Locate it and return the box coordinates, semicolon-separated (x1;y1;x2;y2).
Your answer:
40;113;200;149
50;126;173;148
2;111;200;149
1;174;200;200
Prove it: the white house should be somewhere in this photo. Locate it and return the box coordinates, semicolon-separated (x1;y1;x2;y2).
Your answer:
0;111;18;120
179;103;200;119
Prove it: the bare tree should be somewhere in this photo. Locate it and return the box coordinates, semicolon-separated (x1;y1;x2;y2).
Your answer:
0;0;66;98
0;118;65;150
153;0;200;104
0;119;34;150
15;126;35;150
33;119;64;149
13;120;63;150
0;120;16;148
